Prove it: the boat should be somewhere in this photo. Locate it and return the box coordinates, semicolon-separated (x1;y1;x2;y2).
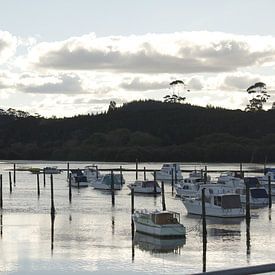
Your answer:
83;165;100;182
258;168;275;195
182;193;245;218
234;177;268;208
132;209;186;237
70;169;89;187
28;167;41;174
128;180;161;194
175;170;211;197
217;171;244;186
154;163;183;181
134;232;185;253
44;166;61;174
91;173;122;190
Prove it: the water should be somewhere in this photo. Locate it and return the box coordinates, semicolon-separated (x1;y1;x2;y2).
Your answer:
0;161;274;274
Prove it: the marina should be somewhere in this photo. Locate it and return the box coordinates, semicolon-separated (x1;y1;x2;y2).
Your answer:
0;161;275;274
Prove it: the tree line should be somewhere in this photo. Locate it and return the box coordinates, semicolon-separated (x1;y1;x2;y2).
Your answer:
1;99;275;162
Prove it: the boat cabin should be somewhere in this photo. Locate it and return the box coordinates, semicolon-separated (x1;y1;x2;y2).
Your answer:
213;194;242;209
151;211;180;225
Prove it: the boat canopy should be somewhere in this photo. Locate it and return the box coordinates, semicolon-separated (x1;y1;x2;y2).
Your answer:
151;212;179;225
221;195;242;209
141;181;159;188
102;174;120;185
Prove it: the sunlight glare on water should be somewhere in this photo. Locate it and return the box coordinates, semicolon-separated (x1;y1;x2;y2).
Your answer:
0;161;275;274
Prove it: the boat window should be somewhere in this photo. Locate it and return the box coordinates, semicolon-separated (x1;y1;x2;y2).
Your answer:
214;196;221;206
250;188;268;198
221;195;241;209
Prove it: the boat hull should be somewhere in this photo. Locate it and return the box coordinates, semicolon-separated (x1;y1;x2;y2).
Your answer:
133;219;186;238
91;182;122;190
182;199;245;218
71;182;88;188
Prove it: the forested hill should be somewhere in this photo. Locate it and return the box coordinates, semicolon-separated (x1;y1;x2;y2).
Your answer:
1;100;275;162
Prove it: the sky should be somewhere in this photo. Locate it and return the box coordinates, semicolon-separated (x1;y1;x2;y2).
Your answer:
1;0;275;117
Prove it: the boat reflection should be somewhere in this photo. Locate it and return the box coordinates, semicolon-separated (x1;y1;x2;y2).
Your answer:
134;232;186;254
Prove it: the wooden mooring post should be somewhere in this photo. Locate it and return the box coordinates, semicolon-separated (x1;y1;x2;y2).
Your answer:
50;174;55;215
9;172;12;194
268;175;272;209
111;170;115;206
174;164;178;185
69;173;72;203
135;159;138;180
43;168;46;187
171;168;174;195
13;163;16;186
67;162;70;180
120;166;123;185
202;188;207;273
143;167;146;181
37;173;40;198
0;175;3;209
161;181;166;211
204;166;207;184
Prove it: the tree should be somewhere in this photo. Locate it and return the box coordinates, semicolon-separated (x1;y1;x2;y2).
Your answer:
245;82;270;111
108;101;117;112
163;80;190;103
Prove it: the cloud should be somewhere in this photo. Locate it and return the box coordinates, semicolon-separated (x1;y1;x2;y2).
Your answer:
0;31;17;63
27;31;275;74
17;73;86;94
120;77;168;91
220;73;261;91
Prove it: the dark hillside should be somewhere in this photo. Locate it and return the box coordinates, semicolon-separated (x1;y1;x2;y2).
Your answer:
1;100;275;162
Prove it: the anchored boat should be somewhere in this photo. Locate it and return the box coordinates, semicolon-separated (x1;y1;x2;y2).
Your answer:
132;209;186;238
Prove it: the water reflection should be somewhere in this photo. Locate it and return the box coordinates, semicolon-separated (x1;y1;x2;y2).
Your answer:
134;232;185;254
0;212;2;237
112;216;115;235
51;214;55;253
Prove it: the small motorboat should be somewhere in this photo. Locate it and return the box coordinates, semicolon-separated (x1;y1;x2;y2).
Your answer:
132;209;186;237
128;180;161;194
70;169;89;187
153;163;183;181
91;173;122;190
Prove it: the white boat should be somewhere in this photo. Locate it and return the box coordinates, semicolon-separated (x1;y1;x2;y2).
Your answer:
70;169;89;188
44;166;61;174
154;163;183;181
182;193;245;218
217;171;244;186
132;209;186;237
258;168;275;195
91;173;122;190
83;165;100;182
128;180;161;194
235;177;268;208
175;170;211;197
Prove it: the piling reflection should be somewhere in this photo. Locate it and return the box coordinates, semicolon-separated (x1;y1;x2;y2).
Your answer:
246;218;251;261
51;214;55;253
134;232;185;254
112;216;115;235
0;212;2;237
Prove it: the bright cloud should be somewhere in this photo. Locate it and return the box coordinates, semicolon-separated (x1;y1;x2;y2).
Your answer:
1;30;275;116
0;31;17;64
27;32;275;74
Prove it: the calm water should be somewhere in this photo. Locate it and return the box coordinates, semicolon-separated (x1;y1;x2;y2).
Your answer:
0;161;274;274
